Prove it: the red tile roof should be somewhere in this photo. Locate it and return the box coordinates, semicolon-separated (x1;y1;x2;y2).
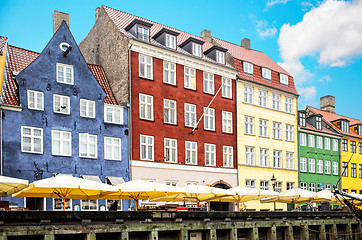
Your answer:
299;123;341;137
1;45;117;106
308;106;362;139
0;36;7;55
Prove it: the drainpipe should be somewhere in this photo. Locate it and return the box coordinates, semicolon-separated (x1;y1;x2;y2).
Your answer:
128;37;133;181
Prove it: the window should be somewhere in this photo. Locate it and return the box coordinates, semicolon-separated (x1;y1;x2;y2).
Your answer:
287;182;294;190
286;152;294;169
244;86;253;104
273;122;281;139
359;165;362;178
104;137;121;161
245;116;254;135
308;135;315;147
343;189;348;193
80;99;95;118
79;133;97;158
164;138;177;163
342;139;348;151
299;111;306;127
358;125;362;136
27;90;44;110
309;159;315;173
165;34;176;49
300;157;307;172
222;77;232;99
164;99;177;125
359;143;362;154
223;146;233;168
21;126;43;154
260;181;269;190
56;63;73;85
222;111;232;133
184;67;196;90
333;139;339;151
205;143;216;166
309;183;315;192
245;179;255;188
81;200;97;211
163;61;176;85
300;133;307;146
280;74;288;85
259;119;268;137
258;90;267;107
300;182;307;190
316;136;323;149
192;43;202;57
262;68;271;80
216;50;225;64
53;94;70;114
204;107;215;131
139;94;153;121
140;135;154;161
285;97;293;113
351;163;357;178
317;160;323;174
351;141;356;153
137;26;149;41
325;184;331;190
245;146;255;165
104;105;123;124
333;184;338;190
273;150;282;168
139;54;153;79
333;162;339;175
52;130;71;156
325;161;331;174
325;138;331;150
203;72;214;94
286;125;294;141
316;116;322;130
274;182;282;192
165;181;178;186
185;141;197;164
260;148;269;167
53;198;71;210
243;62;253;74
341;120;349;133
106;200;122;211
272;94;280;110
185;103;196;127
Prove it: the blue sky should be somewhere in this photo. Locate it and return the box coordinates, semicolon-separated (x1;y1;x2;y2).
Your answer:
1;0;361;120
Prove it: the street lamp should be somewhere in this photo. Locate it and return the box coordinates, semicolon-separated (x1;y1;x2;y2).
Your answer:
270;174;277;211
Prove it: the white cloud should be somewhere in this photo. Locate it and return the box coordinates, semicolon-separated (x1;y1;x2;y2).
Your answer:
255;19;277;38
299;86;317;100
278;59;313;84
318;75;331;82
267;0;290;7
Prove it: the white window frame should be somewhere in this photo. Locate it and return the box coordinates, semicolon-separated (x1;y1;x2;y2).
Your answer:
222;111;232;133
139;54;153;79
140;135;154;161
139;93;153;121
259;119;268;137
280;74;288;85
53;94;70;114
262;68;271;80
81;200;98;211
184;67;196;90
341;120;349;133
309;158;315;173
104;104;124;125
309;183;315;192
308;135;315;147
185;103;196;128
204;107;215;131
205;143;216;166
203;72;214;94
243;62;253;75
333;161;339;175
223;146;233;168
273;122;281;140
272;94;280;110
245;116;254;135
137;26;149;42
244;86;253;104
104;136;122;161
286;152;294;169
260;181;269;191
287;182;295;190
300;133;307;146
21;126;43;154
27;90;44;111
80;99;95;118
192;43;202;57
53;198;72;211
300;182;307;190
273;150;282;168
245;146;255;165
286;125;294;141
258;90;267;107
260;148;269;167
79;133;97;159
216;50;225;64
52;130;71;156
300;157;307;172
163;61;176;85
275;182;282;192
165;180;178;186
56;63;74;85
325;137;331;150
222;77;232;99
316;136;323;149
325;160;331;174
165;34;176;49
317;160;323;174
164;138;177;163
245;179;255;188
285;97;293;113
185;141;197;165
164;99;177;125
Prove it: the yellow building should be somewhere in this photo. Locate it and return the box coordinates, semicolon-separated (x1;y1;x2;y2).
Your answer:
0;36;8;91
215;38;299;211
308;96;362;193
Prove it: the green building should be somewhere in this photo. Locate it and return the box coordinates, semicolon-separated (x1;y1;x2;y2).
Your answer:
298;110;342;191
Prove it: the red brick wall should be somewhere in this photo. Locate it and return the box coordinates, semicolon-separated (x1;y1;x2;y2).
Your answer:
131;51;237;169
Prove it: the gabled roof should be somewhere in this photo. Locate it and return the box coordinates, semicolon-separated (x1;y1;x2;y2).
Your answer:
1;45;117;106
213;37;298;95
299;122;341;138
0;36;7;55
308;106;362;139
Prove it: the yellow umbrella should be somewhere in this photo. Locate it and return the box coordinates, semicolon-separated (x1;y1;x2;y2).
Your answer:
0;175;29;197
261;188;317;204
205;187;278;203
314;189;340;204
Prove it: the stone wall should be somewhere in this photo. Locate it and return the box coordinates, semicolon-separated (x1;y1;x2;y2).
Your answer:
79;7;129;105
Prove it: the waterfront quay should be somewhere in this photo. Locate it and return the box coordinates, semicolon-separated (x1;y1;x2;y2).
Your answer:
0;211;360;240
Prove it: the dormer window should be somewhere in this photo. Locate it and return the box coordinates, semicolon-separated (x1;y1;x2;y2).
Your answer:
316;116;322;130
216;50;225;64
204;45;228;64
358;124;362;136
153;28;179;49
262;68;271;80
341;119;349;133
192;43;202;57
280;74;289;85
179;37;205;57
299;111;306;127
125;19;153;43
137;26;149;42
165;34;176;49
243;62;253;75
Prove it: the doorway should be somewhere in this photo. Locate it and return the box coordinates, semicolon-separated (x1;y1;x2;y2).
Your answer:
210;183;231;211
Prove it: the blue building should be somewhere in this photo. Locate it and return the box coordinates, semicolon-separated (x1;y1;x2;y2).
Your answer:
0;21;129;211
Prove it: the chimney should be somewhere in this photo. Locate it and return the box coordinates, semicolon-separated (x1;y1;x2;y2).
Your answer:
241;38;251;49
201;29;212;42
320;95;335;113
53;10;69;34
